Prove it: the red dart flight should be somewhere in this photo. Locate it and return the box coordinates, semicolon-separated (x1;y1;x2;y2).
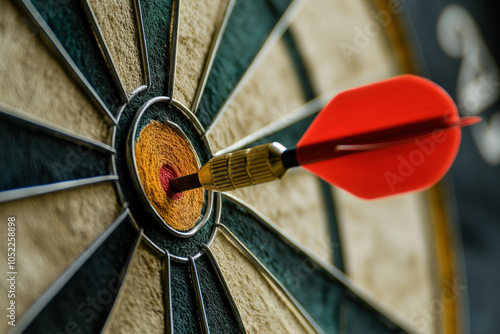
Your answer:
295;74;480;198
170;75;481;199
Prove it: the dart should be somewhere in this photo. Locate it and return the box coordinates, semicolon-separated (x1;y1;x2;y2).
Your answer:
170;75;480;199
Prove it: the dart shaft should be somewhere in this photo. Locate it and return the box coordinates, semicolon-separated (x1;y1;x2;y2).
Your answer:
296;116;480;166
170;143;288;193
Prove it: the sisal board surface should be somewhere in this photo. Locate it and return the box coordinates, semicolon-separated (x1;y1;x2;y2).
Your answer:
0;118;109;191
102;243;165;334
196;0;293;127
89;0;144;93
0;0;109;142
231;169;333;264
220;198;343;332
173;0;225;108
0;183;121;333
210;231;316;334
207;39;306;152
292;0;399;95
334;189;437;334
30;0;123;111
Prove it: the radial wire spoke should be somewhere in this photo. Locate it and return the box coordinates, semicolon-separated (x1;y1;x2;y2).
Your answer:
133;0;151;89
213;65;398;154
213;224;324;333
101;235;168;334
0;183;121;334
170;261;200;333
203;0;307;133
99;230;144;333
13;209;135;333
80;0;128;102
0;114;113;197
202;246;247;333
220;194;418;334
164;252;174;334
166;0;181;101
191;0;236;113
196;0;304;128
0;103;115;155
0;176;118;204
17;0;119;122
189;257;210;334
319;180;345;271
215;93;328;155
0;0;113;142
26;0;123;110
138;0;172;95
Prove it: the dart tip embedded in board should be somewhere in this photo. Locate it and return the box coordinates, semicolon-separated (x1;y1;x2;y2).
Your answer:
169;173;202;194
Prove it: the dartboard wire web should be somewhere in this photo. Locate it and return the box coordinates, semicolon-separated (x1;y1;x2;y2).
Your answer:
80;0;129;103
99;229;145;333
0;0;426;333
14;0;118;123
11;208;139;331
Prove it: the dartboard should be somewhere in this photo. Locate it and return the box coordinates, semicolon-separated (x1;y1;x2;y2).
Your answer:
0;0;466;333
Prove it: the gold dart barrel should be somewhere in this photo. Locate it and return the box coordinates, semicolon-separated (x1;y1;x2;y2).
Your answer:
197;142;287;192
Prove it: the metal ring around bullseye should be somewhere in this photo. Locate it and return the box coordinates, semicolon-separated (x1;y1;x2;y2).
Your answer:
126;96;220;238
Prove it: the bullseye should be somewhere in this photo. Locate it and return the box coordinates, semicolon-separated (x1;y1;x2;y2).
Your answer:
160;164;183;200
122;96;219;251
131;119;204;232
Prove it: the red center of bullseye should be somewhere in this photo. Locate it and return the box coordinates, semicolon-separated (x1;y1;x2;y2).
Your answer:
159;164;183;200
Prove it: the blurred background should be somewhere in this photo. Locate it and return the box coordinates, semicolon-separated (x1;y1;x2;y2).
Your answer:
403;0;500;332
